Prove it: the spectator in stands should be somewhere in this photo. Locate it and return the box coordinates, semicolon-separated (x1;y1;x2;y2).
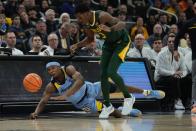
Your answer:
55;22;72;50
33;20;48;45
0;14;7;35
70;22;81;44
0;13;8;44
22;0;36;8
162;24;178;46
164;0;179;24
95;0;108;11
99;0;108;10
155;35;191;111
16;4;26;15
151;36;163;66
158;13;170;36
131;27;151;48
178;33;192;56
59;0;76;18
169;24;178;34
163;32;191;57
4;0;18;18
127;34;153;60
117;11;128;22
130;17;149;41
0;1;5;14
106;5;115;16
149;0;164;17
146;14;157;35
153;0;164;9
0;3;12;29
45;9;59;34
9;15;28;53
19;11;34;38
9;15;26;40
177;12;187;30
178;0;194;19
39;0;50;19
118;4;128;15
27;7;40;26
165;0;178;13
147;23;164;47
27;35;44;55
118;4;132;21
59;13;71;25
39;33;58;56
5;32;24;55
127;0;149;19
79;0;97;10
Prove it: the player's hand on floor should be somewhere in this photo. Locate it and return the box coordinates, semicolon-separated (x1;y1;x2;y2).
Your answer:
29;112;38;119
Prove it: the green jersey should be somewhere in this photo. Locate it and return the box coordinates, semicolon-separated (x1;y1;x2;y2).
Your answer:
84;11;129;43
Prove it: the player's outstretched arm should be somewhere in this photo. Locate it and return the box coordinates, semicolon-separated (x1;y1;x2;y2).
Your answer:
70;29;94;54
50;95;67;101
29;83;56;119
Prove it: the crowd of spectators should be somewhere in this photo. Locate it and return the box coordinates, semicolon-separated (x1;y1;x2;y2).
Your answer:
0;0;195;111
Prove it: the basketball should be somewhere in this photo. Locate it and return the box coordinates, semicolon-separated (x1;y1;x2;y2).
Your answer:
23;73;42;93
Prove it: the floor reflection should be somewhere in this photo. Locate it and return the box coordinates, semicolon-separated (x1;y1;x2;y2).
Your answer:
0;112;194;131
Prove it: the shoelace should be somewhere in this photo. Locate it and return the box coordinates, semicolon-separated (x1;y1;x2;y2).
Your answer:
124;101;131;107
102;106;110;112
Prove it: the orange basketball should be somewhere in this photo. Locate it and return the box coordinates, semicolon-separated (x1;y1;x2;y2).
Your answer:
23;73;42;93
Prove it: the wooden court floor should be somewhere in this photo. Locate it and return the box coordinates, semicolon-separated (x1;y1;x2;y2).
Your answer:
0;111;196;131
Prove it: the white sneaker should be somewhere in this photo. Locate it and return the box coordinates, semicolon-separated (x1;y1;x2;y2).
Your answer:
99;104;114;119
175;99;185;110
121;95;135;115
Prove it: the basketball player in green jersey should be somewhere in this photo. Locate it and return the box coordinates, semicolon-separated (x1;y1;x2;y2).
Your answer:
70;4;133;118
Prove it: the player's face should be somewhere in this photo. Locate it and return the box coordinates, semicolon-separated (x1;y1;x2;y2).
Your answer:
47;66;61;77
76;12;89;25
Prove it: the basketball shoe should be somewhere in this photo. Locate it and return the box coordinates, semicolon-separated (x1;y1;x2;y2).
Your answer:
145;90;165;99
99;104;114;119
175;99;185;110
121;95;135;115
